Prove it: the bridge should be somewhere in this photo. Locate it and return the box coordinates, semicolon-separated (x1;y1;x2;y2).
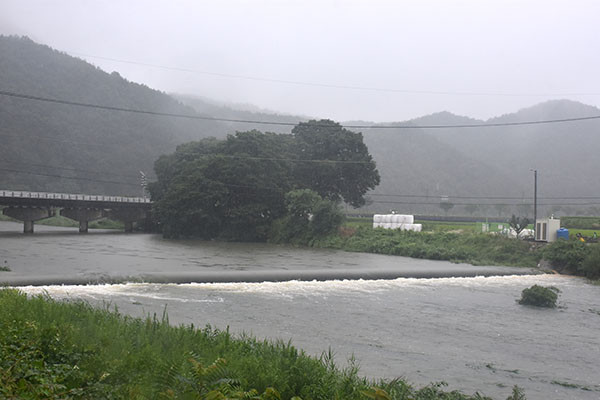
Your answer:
0;189;151;233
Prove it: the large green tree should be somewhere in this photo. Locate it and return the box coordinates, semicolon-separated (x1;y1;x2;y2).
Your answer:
149;123;379;240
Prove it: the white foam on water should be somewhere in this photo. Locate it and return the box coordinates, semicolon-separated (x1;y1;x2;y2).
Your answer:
16;274;576;300
16;283;224;303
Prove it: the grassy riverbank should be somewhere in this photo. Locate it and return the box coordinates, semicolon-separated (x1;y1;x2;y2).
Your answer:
312;226;541;268
0;289;521;400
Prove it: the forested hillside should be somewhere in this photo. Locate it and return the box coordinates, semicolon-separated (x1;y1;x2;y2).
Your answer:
0;36;224;195
2;36;599;217
425;100;600;199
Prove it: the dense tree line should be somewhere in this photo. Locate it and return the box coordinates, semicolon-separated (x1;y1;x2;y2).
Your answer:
149;120;380;240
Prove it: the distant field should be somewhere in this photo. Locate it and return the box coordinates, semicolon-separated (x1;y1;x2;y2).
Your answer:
345;215;600;241
345;216;519;234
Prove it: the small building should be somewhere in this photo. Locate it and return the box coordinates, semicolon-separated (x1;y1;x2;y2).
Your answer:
535;217;561;242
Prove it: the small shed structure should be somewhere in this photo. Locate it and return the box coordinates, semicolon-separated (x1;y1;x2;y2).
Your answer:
535;217;561;242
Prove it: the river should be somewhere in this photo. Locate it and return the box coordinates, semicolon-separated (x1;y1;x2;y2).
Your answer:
1;221;599;399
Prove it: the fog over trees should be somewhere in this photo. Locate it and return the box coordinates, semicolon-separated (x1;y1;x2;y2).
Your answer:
2;36;600;217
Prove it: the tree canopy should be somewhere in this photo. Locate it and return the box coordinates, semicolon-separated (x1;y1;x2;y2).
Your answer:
149;121;379;240
291;120;380;207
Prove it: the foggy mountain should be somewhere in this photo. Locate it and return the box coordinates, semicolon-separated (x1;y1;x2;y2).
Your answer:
1;36;598;217
172;94;305;135
0;36;225;195
418;100;600;198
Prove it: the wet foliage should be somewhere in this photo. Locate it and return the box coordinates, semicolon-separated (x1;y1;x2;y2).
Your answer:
518;285;559;308
312;227;541;268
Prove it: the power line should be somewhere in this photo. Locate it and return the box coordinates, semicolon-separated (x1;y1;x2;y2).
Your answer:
0;167;139;187
0;129;173;152
214;154;374;164
0;160;147;180
69;51;600;97
369;200;600;207
3;161;600;202
367;193;600;200
2;89;600;129
4;165;600;207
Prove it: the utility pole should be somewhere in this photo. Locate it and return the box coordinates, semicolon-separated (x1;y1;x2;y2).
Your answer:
532;169;537;236
139;171;147;200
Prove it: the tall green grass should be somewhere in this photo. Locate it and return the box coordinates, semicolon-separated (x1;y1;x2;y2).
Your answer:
313;227;540;268
0;289;514;399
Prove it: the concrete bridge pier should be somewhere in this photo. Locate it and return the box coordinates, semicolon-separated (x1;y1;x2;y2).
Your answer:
60;208;104;233
2;206;54;233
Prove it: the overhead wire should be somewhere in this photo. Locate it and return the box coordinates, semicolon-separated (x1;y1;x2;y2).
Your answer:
2;89;599;205
3;166;600;207
369;200;600;207
68;51;600;97
0;167;139;187
2;90;600;129
0;160;147;180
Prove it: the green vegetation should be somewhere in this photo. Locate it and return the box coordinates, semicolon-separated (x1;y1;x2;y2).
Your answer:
325;218;600;278
541;240;600;279
150;121;379;240
541;240;589;274
269;189;344;245
561;216;600;230
0;289;517;399
508;215;530;238
0;261;10;272
344;217;514;234
420;221;480;233
312;227;541;267
518;285;559;308
580;245;600;280
506;386;527;400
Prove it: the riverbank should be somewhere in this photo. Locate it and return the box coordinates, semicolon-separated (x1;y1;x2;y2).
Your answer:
1;288;520;399
309;227;542;268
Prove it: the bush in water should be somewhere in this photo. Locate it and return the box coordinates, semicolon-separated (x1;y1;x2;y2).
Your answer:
518;285;559;308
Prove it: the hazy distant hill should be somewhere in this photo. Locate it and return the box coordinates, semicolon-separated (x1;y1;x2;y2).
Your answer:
420;100;600;199
1;36;598;217
0;35;225;195
173;94;307;135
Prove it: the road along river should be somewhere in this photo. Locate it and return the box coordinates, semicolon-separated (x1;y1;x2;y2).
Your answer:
1;221;599;399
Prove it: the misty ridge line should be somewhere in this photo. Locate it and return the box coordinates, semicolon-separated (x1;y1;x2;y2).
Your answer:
2;89;600;129
69;51;600;97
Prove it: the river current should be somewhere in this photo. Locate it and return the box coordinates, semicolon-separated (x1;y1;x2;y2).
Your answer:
1;221;599;399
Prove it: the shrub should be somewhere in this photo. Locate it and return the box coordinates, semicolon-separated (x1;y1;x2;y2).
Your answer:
580;245;600;280
269;189;344;245
518;285;559;308
541;240;590;273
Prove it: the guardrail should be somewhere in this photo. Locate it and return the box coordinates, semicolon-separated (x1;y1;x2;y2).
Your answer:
0;189;151;203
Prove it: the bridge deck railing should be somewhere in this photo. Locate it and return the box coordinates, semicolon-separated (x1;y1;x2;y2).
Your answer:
0;190;151;203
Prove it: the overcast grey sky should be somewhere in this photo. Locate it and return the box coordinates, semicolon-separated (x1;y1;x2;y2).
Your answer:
1;0;599;122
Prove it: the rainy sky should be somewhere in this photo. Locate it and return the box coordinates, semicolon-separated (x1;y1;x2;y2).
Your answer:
1;0;599;122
